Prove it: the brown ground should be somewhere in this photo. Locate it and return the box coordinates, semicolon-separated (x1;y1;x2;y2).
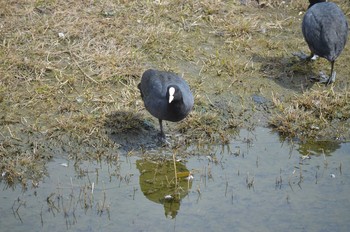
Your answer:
1;0;349;186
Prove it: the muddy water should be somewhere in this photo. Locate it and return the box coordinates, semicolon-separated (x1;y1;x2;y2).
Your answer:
1;127;349;232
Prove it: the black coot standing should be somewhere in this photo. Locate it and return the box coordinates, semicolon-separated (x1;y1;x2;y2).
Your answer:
302;0;348;85
138;69;194;139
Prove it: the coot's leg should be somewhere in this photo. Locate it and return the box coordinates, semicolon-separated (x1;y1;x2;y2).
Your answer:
158;119;165;138
326;61;336;85
157;119;170;145
317;61;336;85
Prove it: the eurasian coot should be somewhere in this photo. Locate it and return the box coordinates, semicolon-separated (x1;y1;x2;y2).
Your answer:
138;69;194;139
302;0;348;84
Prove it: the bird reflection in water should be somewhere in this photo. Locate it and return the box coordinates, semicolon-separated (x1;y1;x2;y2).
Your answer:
136;159;193;219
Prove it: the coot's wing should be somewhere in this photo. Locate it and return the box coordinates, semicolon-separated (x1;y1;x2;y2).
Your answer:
303;3;348;60
140;69;164;99
302;9;323;55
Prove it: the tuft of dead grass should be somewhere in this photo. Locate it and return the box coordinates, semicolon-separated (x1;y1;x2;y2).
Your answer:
270;86;350;140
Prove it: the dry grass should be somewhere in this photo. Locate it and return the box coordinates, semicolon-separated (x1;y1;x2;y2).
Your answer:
1;0;350;185
270;86;350;140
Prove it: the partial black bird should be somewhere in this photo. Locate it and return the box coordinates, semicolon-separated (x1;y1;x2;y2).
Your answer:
301;0;348;84
138;69;194;140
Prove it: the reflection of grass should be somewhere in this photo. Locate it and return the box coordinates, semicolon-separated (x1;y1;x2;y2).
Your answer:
45;170;113;227
1;0;350;185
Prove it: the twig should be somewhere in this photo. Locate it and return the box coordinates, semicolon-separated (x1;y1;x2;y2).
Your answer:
68;47;98;84
173;151;178;188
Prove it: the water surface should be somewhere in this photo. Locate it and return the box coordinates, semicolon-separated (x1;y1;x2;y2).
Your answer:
1;127;349;232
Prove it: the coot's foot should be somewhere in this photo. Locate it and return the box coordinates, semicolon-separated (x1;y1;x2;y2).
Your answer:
326;71;336;85
157;133;170;146
311;71;336;85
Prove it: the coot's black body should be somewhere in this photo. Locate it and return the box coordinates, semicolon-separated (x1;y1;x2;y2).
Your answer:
138;69;194;138
302;0;348;84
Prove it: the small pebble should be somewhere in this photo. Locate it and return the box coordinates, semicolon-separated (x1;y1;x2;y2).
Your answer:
58;32;65;39
252;95;267;105
164;195;173;200
186;174;194;181
76;97;84;103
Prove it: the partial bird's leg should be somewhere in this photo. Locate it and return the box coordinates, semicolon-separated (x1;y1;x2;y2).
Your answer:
308;54;318;61
326;61;336;85
317;61;336;85
158;119;170;145
158;119;165;139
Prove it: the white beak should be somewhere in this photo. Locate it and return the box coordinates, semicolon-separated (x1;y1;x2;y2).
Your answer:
169;95;174;103
168;87;175;103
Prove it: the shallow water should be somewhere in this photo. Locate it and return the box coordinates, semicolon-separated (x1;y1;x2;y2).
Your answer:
1;127;349;232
